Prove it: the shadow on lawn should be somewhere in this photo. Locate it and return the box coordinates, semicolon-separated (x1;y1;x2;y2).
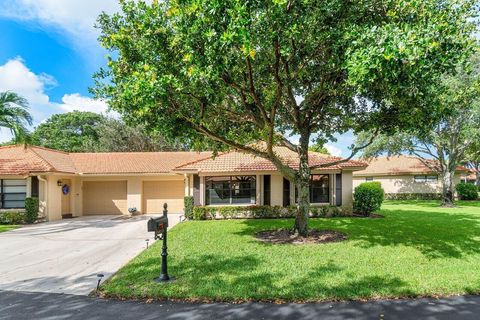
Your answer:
116;253;412;301
235;206;480;259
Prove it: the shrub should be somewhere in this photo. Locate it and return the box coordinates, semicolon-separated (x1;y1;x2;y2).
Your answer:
192;206;217;220
24;197;39;224
190;205;349;220
0;211;24;224
320;205;330;217
384;193;442;200
456;183;479;200
184;196;194;219
330;205;341;217
353;182;385;216
341;206;353;216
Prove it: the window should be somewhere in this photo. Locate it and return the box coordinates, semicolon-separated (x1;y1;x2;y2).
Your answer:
283;178;291;206
310;174;330;203
205;176;256;205
263;175;271;206
365;177;373;181
414;175;438;183
1;179;27;209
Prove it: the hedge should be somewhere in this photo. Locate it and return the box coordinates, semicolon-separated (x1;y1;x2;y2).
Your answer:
0;211;25;224
191;205;352;220
353;182;384;216
184;196;194;219
456;183;479;200
24;197;39;224
384;193;442;200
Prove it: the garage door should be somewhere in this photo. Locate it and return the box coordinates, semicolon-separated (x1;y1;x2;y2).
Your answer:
83;181;127;215
143;180;184;214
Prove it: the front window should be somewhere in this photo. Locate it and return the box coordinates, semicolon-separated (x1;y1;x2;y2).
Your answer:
310;174;329;203
365;177;373;182
414;175;438;183
1;179;27;209
293;175;331;204
205;176;256;205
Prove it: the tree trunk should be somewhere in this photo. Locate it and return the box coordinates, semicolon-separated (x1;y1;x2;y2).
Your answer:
294;133;311;237
441;170;455;207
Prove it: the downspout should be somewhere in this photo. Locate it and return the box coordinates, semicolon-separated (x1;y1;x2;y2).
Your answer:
37;175;48;219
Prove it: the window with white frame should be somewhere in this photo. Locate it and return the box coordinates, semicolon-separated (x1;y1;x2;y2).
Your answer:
414;175;438;183
365;177;373;181
0;179;27;209
205;176;256;205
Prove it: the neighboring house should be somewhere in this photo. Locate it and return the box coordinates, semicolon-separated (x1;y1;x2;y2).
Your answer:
353;156;468;197
0;145;366;221
461;170;478;184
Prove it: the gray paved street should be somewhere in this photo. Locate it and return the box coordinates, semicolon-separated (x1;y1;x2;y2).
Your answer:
1;290;480;320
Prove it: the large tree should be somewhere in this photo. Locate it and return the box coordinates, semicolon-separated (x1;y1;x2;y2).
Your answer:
86;117;189;152
357;55;480;206
93;0;476;235
463;134;480;186
0;91;33;142
30;111;187;152
31;111;104;152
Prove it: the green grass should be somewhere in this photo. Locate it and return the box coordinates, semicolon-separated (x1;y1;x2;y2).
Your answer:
0;225;19;233
102;200;480;302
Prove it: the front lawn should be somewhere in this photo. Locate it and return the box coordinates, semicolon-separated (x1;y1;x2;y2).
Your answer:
101;201;480;302
0;225;19;233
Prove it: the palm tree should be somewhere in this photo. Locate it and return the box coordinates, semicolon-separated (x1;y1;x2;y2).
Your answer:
0;91;33;143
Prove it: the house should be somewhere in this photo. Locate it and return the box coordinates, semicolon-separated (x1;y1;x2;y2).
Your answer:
462;170;479;185
353;156;468;197
0;145;366;221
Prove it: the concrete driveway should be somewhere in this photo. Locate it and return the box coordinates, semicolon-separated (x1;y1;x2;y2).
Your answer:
0;214;182;296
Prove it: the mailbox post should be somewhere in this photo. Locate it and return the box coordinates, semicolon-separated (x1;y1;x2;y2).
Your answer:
147;203;174;283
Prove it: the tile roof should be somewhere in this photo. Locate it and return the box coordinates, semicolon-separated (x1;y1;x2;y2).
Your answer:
0;145;76;175
462;170;478;181
70;152;211;174
353;156;469;176
174;146;367;173
0;145;211;175
0;144;364;176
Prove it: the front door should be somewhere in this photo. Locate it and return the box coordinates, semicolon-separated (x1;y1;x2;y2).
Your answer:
61;179;72;217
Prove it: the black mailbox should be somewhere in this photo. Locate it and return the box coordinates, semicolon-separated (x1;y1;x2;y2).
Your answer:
147;216;168;233
147;203;174;282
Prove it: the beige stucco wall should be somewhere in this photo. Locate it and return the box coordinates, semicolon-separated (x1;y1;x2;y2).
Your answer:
38;174;186;221
352;174;462;194
341;171;354;208
270;174;284;206
7;170;356;222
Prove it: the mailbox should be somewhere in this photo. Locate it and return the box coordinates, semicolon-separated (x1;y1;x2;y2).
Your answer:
147;216;168;233
147;203;174;282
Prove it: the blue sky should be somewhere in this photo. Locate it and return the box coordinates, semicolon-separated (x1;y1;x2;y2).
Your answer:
0;0;353;156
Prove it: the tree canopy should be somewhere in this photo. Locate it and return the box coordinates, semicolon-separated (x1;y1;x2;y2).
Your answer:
30;111;187;152
0;91;33;143
94;0;477;234
31;111;104;152
357;53;480;205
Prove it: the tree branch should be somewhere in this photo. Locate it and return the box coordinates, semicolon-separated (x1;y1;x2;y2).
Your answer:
310;128;379;169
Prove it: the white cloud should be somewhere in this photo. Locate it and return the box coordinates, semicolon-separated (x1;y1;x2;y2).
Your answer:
0;57;54;106
58;93;109;114
0;58;113;143
0;0;119;47
324;144;343;157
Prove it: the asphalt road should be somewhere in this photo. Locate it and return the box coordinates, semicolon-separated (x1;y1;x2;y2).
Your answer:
1;290;480;320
